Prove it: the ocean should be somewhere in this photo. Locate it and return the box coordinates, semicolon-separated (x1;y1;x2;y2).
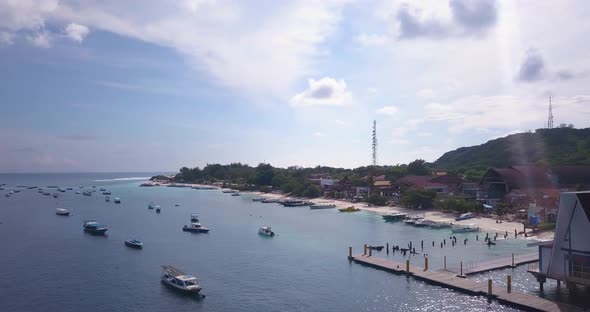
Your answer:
0;173;576;311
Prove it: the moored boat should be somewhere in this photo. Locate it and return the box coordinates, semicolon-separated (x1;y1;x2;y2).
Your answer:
403;215;423;225
231;193;241;196
455;212;475;221
148;202;155;209
430;221;453;229
156;206;161;213
102;191;111;195
83;220;108;235
125;239;143;249
414;219;437;227
451;224;479;233
252;197;264;202
183;222;210;233
338;206;360;212
258;226;275;237
382;212;408;222
309;201;336;209
105;196;110;202
190;213;199;222
261;198;278;203
368;245;384;251
56;208;70;216
281;199;309;207
113;198;121;204
161;265;202;294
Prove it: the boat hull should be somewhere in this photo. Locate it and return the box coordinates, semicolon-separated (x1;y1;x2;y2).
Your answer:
84;228;108;235
161;279;202;294
125;241;143;249
183;226;210;233
56;212;70;216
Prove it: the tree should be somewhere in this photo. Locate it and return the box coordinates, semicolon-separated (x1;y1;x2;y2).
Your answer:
401;188;436;209
464;169;485;182
407;159;430;176
302;184;321;198
368;194;387;206
254;163;275;186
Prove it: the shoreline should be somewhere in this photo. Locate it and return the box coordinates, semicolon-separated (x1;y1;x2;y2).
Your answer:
144;181;555;241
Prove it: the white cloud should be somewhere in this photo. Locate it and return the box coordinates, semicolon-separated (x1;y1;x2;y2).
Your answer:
313;131;327;137
417;132;432;137
356;33;388;46
376;105;399;116
389;138;409;144
417;88;435;98
290;77;352;107
0;31;14;44
334;119;348;126
65;23;89;42
367;87;377;94
28;31;50;48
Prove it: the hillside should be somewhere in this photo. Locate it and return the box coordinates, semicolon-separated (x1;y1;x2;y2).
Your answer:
435;128;590;169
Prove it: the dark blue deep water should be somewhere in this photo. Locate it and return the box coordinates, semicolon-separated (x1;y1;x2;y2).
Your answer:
0;173;551;312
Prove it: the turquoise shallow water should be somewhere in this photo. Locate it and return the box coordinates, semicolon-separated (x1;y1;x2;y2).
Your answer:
0;173;542;311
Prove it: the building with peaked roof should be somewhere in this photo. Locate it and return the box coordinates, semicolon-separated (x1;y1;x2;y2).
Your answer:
478;166;590;206
529;191;590;290
395;175;449;194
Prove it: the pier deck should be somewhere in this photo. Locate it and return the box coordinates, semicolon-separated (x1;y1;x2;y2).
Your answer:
446;252;539;276
351;255;579;312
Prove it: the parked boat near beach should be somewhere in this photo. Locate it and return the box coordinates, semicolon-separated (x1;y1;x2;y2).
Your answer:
261;198;278;203
161;265;202;294
451;224;479;233
414;219;438;227
382;212;408;222
309;201;336;209
252;197;264;202
403;215;424;225
430;221;453;229
455;212;475;221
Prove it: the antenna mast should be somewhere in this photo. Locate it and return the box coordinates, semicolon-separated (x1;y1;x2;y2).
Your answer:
547;97;554;129
372;120;378;166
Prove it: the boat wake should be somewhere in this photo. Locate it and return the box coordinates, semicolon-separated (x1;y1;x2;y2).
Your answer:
94;177;150;182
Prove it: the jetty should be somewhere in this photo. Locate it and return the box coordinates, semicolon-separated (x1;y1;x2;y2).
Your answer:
446;252;539;276
350;251;580;312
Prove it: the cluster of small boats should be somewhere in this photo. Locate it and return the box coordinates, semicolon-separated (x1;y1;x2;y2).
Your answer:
382;212;478;233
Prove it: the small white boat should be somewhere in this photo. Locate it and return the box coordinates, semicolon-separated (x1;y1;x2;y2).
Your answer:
148;202;155;209
309;202;336;209
190;213;199;222
382;212;408;222
56;208;70;216
403;215;423;225
258;226;275;237
161;265;202;294
451;224;479;233
455;212;475;221
113;198;121;204
414;219;437;227
430;221;453;229
105;196;110;202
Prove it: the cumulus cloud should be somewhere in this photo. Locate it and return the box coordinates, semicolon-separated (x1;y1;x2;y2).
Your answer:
65;23;89;42
28;31;51;48
396;0;497;39
376;105;399;116
290;77;352;107
356;33;388;46
516;49;545;82
0;1;348;95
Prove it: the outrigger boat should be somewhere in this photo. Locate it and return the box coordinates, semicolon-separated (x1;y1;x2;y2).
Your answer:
124;239;143;249
455;212;475;221
161;265;202;294
309;201;336;209
83;220;108;235
258;226;275;237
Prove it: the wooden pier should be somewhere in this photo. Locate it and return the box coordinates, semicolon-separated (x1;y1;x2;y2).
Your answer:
351;254;580;312
446;252;539;276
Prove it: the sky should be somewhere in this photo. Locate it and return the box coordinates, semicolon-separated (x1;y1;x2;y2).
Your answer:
1;0;590;172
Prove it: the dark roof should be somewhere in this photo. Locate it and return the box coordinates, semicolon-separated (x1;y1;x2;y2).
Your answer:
577;193;590;223
481;165;590;189
396;175;446;188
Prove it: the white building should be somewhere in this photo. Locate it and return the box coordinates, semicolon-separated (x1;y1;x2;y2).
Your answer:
529;191;590;290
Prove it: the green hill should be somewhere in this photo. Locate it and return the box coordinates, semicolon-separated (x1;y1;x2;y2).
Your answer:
435;128;590;169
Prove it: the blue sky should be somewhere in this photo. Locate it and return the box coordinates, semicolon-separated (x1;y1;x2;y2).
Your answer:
1;0;590;172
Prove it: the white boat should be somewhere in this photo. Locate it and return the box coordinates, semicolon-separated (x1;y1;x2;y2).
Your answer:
382;212;408;222
258;226;275;237
183;222;210;233
403;215;423;225
309;202;336;209
261;198;278;203
161;265;202;294
148;202;155;209
56;208;70;216
455;212;475;221
451;224;480;233
252;197;265;202
414;219;437;227
113;198;121;204
430;221;453;229
221;189;238;194
190;213;199;222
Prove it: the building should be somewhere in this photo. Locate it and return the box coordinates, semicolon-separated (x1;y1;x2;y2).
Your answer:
478;166;590;206
529;191;590;290
395;175;450;194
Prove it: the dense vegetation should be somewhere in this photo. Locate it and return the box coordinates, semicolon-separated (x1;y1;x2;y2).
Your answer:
435;127;590;169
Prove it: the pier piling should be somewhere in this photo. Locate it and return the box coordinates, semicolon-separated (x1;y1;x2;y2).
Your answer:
406;260;410;274
488;279;493;296
507;275;512;293
512;253;515;267
444;256;447;270
460;261;463;277
369;247;372;257
349;246;352;259
424;257;428;271
364;244;367;255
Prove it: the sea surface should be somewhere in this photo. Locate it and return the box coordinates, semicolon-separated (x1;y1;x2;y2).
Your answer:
0;173;577;312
